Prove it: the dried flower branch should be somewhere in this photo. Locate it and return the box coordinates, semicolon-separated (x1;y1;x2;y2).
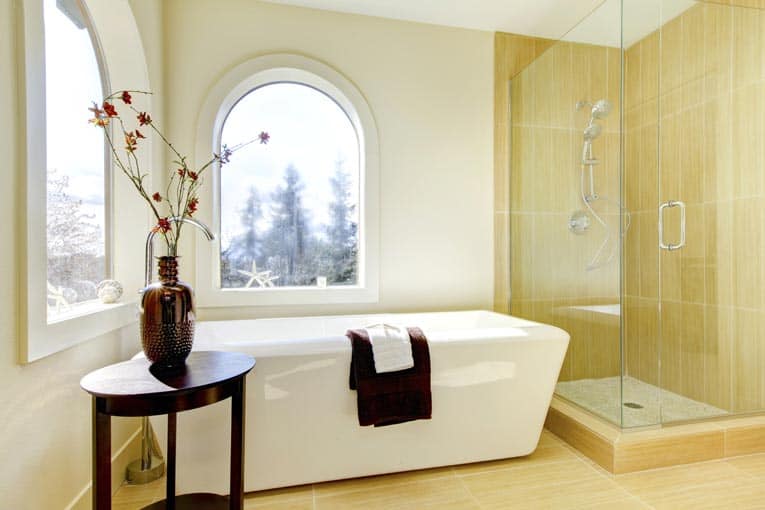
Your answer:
89;90;269;256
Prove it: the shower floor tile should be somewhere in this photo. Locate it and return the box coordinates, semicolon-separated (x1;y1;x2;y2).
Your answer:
555;376;728;427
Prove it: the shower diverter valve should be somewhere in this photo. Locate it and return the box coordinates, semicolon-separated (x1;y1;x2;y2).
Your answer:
569;210;591;234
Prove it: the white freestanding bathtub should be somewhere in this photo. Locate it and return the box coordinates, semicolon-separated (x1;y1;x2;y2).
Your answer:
150;310;569;494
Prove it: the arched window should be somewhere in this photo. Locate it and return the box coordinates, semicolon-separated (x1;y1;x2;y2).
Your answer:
195;55;379;307
220;83;360;289
22;0;151;362
43;0;108;317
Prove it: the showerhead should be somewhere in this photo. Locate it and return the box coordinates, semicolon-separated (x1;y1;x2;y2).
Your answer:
576;99;612;119
591;99;612;119
583;123;602;141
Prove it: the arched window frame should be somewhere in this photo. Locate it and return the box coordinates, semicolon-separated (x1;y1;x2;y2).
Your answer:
195;54;380;307
20;0;151;362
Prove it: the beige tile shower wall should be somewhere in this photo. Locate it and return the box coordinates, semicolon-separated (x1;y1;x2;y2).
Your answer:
507;41;622;382
623;2;765;412
494;32;553;313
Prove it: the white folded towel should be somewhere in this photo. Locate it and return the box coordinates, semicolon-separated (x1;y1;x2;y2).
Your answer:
364;324;414;373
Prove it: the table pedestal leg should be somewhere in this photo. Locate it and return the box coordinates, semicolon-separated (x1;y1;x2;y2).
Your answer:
93;397;111;510
230;379;245;510
167;412;177;509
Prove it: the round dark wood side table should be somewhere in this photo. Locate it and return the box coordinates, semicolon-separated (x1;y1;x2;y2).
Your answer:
81;351;256;510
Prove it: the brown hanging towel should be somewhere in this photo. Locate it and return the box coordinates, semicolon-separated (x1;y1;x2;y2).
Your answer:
347;327;432;427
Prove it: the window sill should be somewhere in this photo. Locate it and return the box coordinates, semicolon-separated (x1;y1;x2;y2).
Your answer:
23;299;138;363
198;285;378;308
47;299;134;324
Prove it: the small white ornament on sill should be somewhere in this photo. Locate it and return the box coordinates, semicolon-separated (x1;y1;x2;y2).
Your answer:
97;280;123;304
316;276;327;288
47;281;70;312
237;262;279;288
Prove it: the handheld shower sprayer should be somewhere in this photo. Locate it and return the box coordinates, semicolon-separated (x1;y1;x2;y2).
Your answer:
583;123;602;141
578;100;610;166
581;123;602;168
570;98;630;271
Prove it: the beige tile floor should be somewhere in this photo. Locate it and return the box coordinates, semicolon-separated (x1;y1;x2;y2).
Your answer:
113;429;765;509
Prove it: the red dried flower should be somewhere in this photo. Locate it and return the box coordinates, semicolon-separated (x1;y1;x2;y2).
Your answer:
125;131;138;152
103;102;118;117
88;102;109;127
88;102;104;116
152;217;171;233
88;103;104;117
137;111;152;126
186;197;199;215
91;91;270;258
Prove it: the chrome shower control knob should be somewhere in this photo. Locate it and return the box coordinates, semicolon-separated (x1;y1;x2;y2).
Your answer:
569;210;591;235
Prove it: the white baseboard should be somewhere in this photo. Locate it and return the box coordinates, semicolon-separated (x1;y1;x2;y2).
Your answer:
65;426;143;510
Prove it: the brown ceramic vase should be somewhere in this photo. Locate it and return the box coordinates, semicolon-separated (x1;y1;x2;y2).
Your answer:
140;256;195;367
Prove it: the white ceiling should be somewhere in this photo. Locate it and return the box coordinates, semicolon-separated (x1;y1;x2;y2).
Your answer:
261;0;609;40
260;0;698;46
564;0;696;47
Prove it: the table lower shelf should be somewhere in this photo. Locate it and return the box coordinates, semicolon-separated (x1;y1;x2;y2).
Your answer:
140;493;232;510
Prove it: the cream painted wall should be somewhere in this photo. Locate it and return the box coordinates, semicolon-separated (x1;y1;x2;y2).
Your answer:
0;1;162;508
162;0;495;320
129;0;165;182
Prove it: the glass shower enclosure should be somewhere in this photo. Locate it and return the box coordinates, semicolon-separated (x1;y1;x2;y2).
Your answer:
509;0;765;427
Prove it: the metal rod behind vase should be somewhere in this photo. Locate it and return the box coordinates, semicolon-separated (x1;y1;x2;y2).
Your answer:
126;416;164;484
128;217;215;484
144;216;215;286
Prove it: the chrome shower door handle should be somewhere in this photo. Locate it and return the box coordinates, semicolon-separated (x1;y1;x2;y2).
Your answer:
658;200;686;251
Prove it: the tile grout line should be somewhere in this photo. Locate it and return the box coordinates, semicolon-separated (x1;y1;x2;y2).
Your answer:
454;455;585;481
453;468;485;510
309;467;461;502
614;454;764;483
718;455;765;483
565;440;658;510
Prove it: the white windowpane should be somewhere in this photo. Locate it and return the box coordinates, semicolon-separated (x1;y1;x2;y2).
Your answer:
44;0;106;317
220;83;360;289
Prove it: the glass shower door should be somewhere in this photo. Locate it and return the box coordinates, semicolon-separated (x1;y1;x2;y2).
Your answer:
651;0;763;424
624;0;765;427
